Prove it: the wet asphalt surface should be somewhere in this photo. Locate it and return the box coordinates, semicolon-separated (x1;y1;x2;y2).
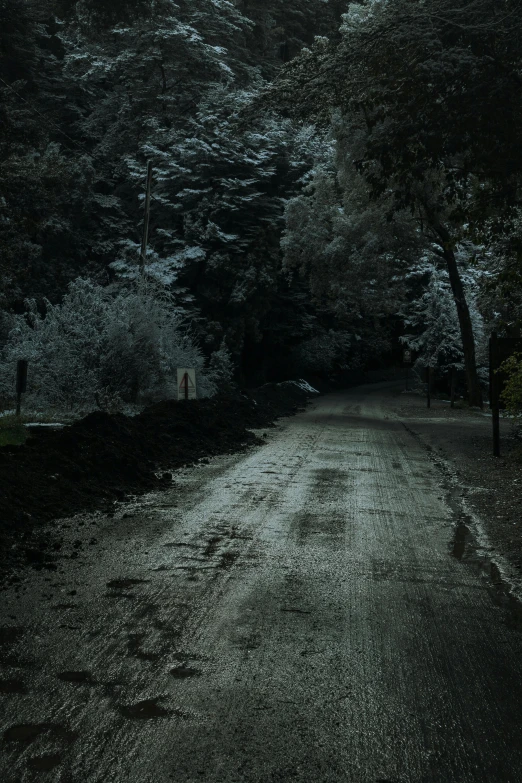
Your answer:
2;383;522;782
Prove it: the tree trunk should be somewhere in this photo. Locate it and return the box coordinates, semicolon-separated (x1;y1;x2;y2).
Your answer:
445;245;483;407
428;216;483;408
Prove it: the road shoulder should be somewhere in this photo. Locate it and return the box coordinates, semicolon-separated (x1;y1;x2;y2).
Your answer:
388;387;522;597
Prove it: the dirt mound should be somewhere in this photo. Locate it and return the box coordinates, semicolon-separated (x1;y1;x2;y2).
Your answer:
0;383;319;581
243;379;319;419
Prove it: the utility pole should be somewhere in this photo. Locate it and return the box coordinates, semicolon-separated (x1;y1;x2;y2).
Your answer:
140;160;153;269
490;332;501;457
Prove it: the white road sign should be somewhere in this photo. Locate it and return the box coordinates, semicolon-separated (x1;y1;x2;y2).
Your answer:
177;367;197;400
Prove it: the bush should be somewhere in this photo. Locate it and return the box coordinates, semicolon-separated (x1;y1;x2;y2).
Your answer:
0;276;217;412
205;340;235;395
499;352;522;418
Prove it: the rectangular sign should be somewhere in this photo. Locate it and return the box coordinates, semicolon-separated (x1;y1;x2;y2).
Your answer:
177;367;197;400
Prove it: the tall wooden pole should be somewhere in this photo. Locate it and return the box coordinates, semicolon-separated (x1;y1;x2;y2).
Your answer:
140;160;153;269
490;332;500;457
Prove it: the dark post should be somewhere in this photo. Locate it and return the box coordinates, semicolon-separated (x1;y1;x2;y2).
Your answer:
427;366;431;409
490;332;500;457
16;359;28;417
450;366;456;408
139;160;153;269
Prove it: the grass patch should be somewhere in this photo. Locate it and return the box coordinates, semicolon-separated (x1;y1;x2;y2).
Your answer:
0;415;29;447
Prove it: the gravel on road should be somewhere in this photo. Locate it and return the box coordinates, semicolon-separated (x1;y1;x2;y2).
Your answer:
1;383;522;782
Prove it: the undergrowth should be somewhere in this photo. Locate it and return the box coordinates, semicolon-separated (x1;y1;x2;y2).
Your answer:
0;415;28;447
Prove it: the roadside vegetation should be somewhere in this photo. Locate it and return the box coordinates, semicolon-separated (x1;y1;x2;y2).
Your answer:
0;276;231;414
500;353;522;448
0;414;27;447
1;0;521;411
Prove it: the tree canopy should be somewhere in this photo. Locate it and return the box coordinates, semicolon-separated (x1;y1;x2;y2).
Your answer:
1;0;521;402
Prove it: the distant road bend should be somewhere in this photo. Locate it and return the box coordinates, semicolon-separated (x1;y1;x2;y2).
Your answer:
1;383;522;782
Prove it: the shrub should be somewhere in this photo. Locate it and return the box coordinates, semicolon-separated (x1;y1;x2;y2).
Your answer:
204;340;235;395
0;276;215;412
499;352;522;418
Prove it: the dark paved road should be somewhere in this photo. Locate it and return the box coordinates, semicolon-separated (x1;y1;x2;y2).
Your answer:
1;385;522;782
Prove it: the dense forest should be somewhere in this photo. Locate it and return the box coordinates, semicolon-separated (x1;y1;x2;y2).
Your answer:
1;0;521;410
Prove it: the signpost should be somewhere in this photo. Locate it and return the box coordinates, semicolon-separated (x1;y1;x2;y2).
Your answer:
489;332;522;456
139;160;153;269
177;368;197;401
16;359;28;417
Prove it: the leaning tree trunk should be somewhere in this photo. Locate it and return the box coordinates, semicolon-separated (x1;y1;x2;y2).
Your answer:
430;217;483;408
443;245;483;408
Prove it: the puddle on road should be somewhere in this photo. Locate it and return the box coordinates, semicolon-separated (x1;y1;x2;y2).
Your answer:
450;520;522;629
117;697;173;720
56;670;95;685
170;664;201;678
451;522;470;560
4;722;77;745
309;468;351;505
27;753;62;772
291;510;346;547
0;626;25;656
0;678;27;693
106;578;150;589
0;626;34;667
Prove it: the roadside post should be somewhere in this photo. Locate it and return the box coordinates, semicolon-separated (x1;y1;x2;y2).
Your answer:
488;332;522;457
490;333;500;457
177;368;197;401
403;349;412;390
426;365;431;409
16;359;28;417
139;160;153;269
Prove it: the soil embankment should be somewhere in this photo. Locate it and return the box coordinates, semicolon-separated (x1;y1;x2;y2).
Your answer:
3;385;522;782
0;382;318;581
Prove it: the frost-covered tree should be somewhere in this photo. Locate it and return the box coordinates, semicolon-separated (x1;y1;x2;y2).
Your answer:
236;0;345;74
0;0;97;306
0;0;358;386
268;0;522;405
476;206;522;336
282;124;413;367
0;277;216;411
36;1;335;380
400;255;487;382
